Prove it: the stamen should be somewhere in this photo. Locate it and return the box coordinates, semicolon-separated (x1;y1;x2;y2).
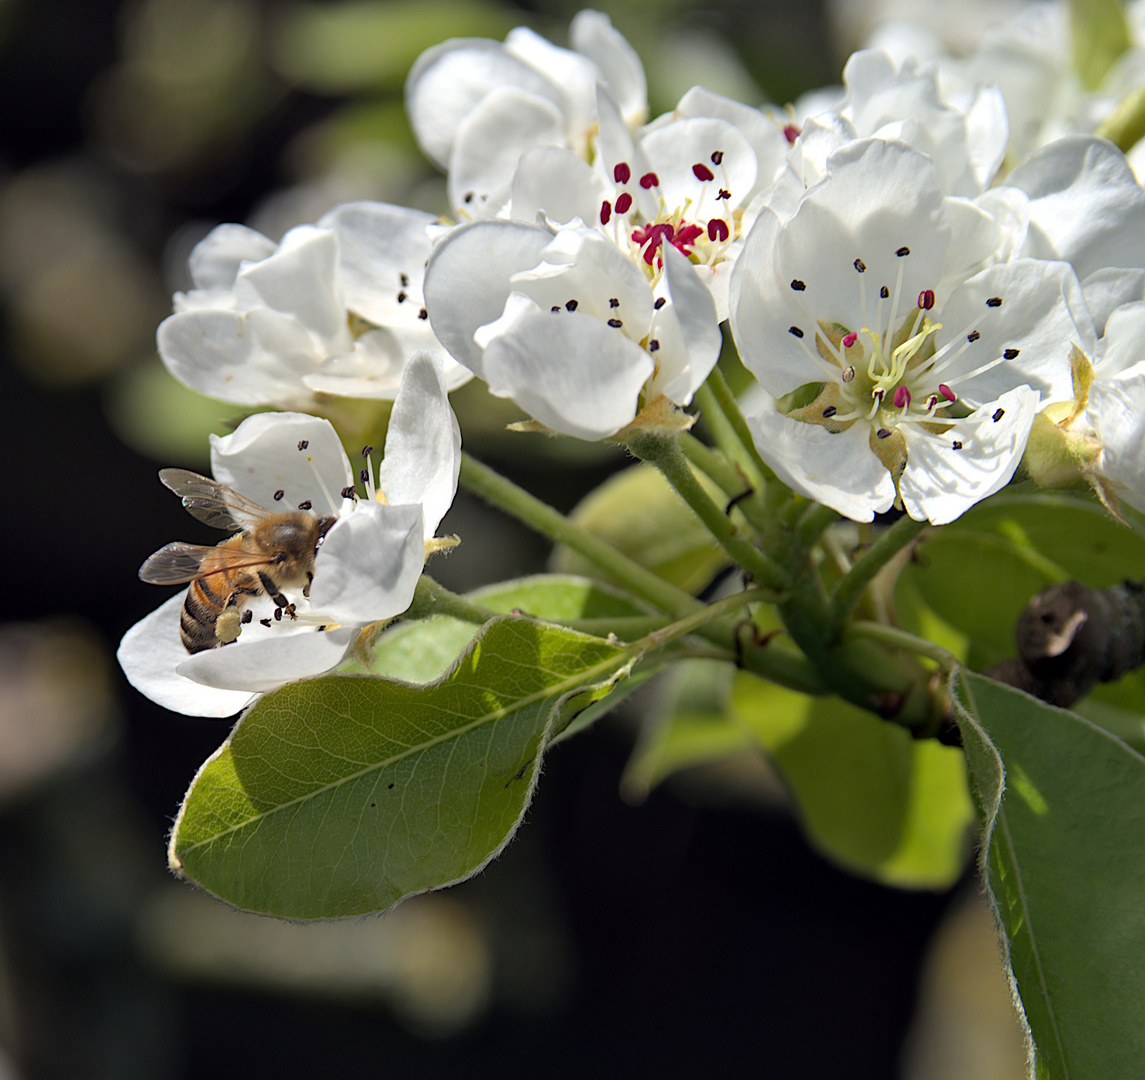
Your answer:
952;440;963;450
640;172;659;189
297;440;309;451
273;489;284;501
791;279;806;291
298;500;312;510
789;326;805;338
987;297;1003;308
1003;348;1019;359
783;123;800;144
893;386;911;409
711;151;724;165
600;201;612;226
708;219;729;242
614;163;631;184
993;407;1005;421
842;332;858;349
654;297;666;310
566;299;579;311
608;318;623;328
918;289;935;310
693;163;715;181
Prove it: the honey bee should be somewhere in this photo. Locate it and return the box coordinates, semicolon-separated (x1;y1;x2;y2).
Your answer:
139;469;337;653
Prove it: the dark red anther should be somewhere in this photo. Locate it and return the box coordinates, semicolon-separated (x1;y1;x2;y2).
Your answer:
783;123;800;144
639;172;659;189
842;332;858;349
600;200;612;225
939;383;956;402
693;163;715;181
708;218;730;242
893;386;911;409
918;289;935;310
614;163;631;184
615;192;632;214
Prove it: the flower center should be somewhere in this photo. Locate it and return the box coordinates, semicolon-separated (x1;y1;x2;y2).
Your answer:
781;247;1016;467
598;153;736;280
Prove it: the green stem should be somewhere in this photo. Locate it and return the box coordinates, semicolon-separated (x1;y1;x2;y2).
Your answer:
679;433;772;535
701;365;775;484
628;432;788;591
406;574;501;625
848;620;958;673
458;454;823;693
797;502;839;553
828;515;927;631
459;453;703;617
1095;85;1145;151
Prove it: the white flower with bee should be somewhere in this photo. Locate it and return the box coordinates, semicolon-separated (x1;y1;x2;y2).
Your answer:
117;351;461;717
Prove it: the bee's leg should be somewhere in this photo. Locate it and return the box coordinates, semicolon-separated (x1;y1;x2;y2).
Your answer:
217;593;248;645
258;572;298;621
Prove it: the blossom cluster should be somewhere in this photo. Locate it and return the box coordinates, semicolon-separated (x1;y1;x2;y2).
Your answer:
120;4;1145;715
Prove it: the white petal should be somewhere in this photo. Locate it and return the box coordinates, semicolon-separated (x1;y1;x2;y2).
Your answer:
318;201;436;328
640;117;757;214
404;39;562;168
1082;268;1145;336
509;146;608;225
649;244;722;404
117;595;258;717
308;501;425;624
670;86;787;202
236;226;350;350
776;138;950;335
504;25;599;149
569;10;646;128
596;88;658;221
729;207;820;397
899;385;1039;525
936;259;1090;405
1090;372;1145;513
210;412;353;517
378;351;461;539
176;623;357;693
447;87;567;211
423;220;555;376
187;223;277;292
1009;135;1145;279
745;408;896;522
156;307;320;408
1095;300;1145;377
481;296;654;439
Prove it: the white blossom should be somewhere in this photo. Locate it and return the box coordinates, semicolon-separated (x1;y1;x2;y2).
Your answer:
729;137;1086;524
157;202;469;409
423;218;721;440
405;10;646;215
117;352;461;717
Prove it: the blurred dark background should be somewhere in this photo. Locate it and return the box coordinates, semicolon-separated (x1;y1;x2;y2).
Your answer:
0;0;1024;1076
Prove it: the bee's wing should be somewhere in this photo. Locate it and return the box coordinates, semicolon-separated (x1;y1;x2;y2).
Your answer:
159;468;273;531
138;542;276;585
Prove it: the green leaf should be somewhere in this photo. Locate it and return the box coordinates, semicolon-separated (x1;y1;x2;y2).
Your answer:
898;493;1145;665
1070;0;1131;90
954;669;1145;1078
169;616;629;918
621;660;754;800
731;673;974;889
368;573;646;684
551;462;729;593
271;0;514;94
